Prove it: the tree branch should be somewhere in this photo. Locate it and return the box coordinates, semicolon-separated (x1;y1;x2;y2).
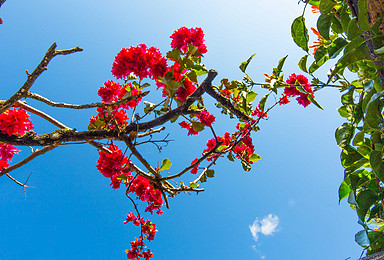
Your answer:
0;43;83;115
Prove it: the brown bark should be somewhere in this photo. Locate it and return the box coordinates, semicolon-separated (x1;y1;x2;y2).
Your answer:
367;0;384;34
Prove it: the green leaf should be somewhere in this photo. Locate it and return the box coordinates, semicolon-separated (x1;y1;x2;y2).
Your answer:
88;117;105;131
167;49;182;63
259;93;270;111
370;150;384;182
319;0;336;14
298;55;309;73
335;123;354;148
291;16;309;52
308;94;324;109
374;46;384;55
206;169;215;178
241;161;252;172
249;153;261;163
227;152;235;162
339;6;351;32
356;189;378;221
199;174;207;183
341;87;355;105
246;91;258;103
189;182;199;188
328;37;348;59
275;55;288;76
314;46;327;61
331;16;343;34
353;131;365;146
365;93;382;131
355;230;370;247
341;145;364;167
317;14;332;40
239;53;256;73
339;180;352;203
159;158;172;171
186;71;198;83
358;0;370;31
347;18;362;40
192;122;205;132
338;105;352;118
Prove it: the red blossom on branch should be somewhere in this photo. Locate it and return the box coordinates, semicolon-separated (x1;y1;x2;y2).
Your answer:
179;121;198;136
0;143;19;162
284;73;314;107
197;111;215;127
170;27;207;54
112;44;167;80
190;158;199;174
96;144;129;178
0;108;34;136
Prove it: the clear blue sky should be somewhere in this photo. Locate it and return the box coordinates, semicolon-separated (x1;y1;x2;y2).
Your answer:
0;1;363;259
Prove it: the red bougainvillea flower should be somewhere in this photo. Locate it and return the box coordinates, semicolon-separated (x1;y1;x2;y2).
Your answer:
176;78;196;101
284;73;314;108
112;44;167;80
124;212;138;224
128;175;163;214
0;108;34;136
98;80;123;103
97;144;129;178
89;106;129;130
0;18;3;24
179;121;198;136
202;132;233;161
279;95;290;105
190;158;199;174
126;238;144;260
0;159;9;170
0;143;19;162
251;105;267;119
197;111;215;127
141;220;157;241
110;171;132;189
170;27;207;54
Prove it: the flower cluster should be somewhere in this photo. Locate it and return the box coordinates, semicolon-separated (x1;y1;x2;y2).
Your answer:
125;238;153;260
0;143;19;170
190;158;200;174
0;108;33;136
170;27;207;54
251;105;267;119
284;73;314;107
112;44;167;80
197;111;215;127
179;121;198;136
96;144;129;178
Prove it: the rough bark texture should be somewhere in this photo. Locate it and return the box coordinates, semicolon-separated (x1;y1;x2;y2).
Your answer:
367;0;384;34
361;251;384;260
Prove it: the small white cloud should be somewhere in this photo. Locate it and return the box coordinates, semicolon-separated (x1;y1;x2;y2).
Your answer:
249;214;279;241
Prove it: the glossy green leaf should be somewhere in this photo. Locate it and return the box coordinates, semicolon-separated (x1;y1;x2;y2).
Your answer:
338;105;352;118
319;0;336;14
275;55;288;76
314;46;327;62
370;150;384;182
159;158;172;171
88;117;105;131
358;0;370;31
189;182;199;188
335;123;354;148
365;93;382;131
356;189;378;221
317;14;332;40
246;91;258;103
298;55;309;73
347;18;362;40
167;49;182;63
341;145;364;167
249;153;261;163
355;230;370;247
291;16;309;52
259;93;270;111
239;53;256;73
308;95;324;109
341;87;355;105
353;131;365;146
339;180;352;203
328;38;348;59
331;16;343;34
339;6;351;32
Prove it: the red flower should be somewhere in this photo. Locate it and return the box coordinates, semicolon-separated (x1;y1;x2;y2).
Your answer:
190;158;199;174
96;144;129;178
124;212;138;224
284;73;314;108
112;44;167;80
279;95;290;105
175;78;196;101
98;80;123;103
0;143;19;162
197;111;215;127
0;108;34;136
170;27;207;54
0;159;9;170
251;105;267;119
141;249;153;260
118;83;143;109
179;121;198;136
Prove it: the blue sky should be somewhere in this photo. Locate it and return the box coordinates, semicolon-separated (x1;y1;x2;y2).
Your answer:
0;1;363;259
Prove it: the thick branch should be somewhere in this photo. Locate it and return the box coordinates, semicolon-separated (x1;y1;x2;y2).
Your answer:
26;91;149;109
0;43;83;114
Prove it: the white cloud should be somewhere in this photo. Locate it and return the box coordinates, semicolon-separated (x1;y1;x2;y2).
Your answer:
249;214;279;242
